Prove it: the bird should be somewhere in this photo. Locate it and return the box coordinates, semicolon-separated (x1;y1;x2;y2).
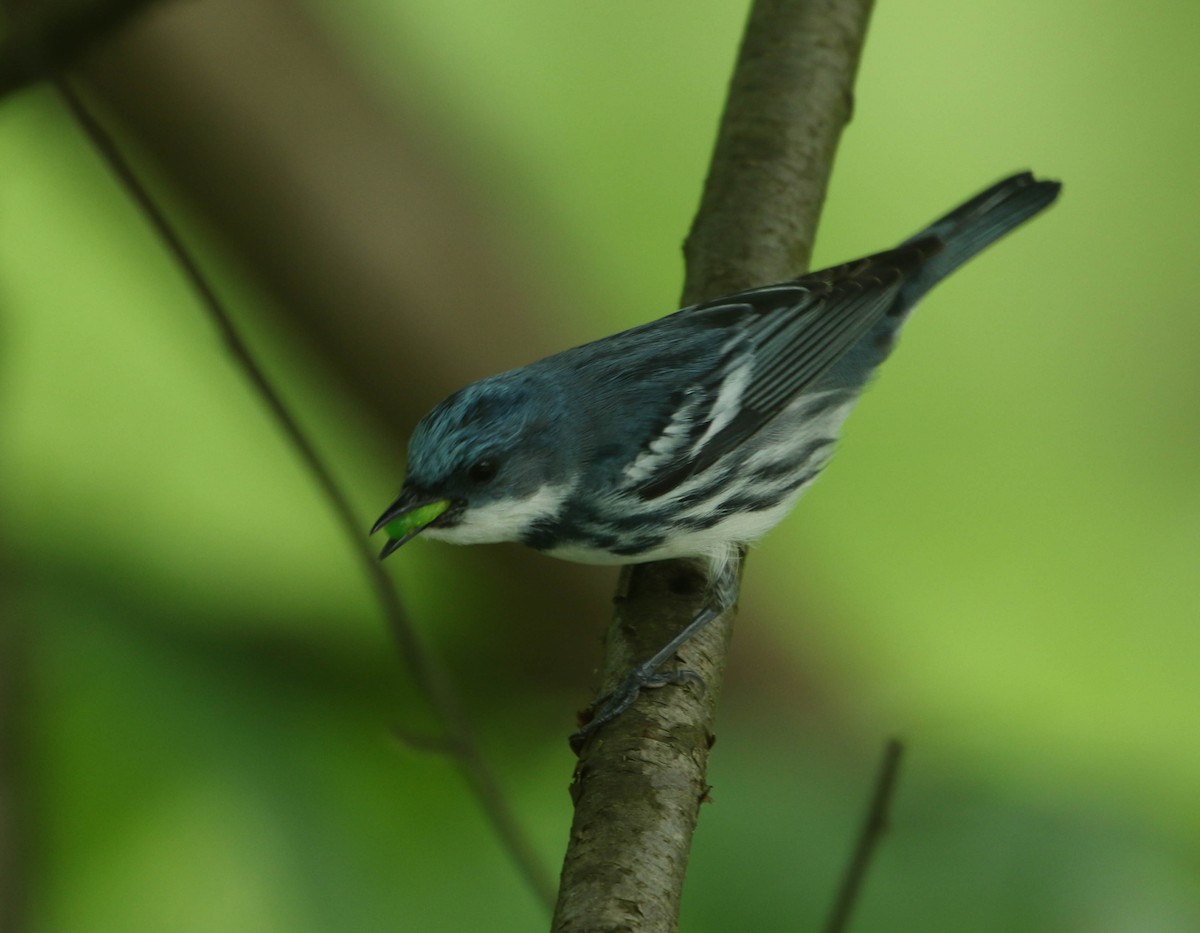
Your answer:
372;171;1061;743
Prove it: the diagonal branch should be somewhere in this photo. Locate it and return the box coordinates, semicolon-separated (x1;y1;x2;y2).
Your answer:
823;738;904;933
552;1;875;930
54;79;556;911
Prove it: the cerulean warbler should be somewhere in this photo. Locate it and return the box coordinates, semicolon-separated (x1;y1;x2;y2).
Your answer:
373;172;1061;739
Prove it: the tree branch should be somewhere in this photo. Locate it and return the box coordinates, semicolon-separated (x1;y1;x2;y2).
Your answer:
54;79;556;911
64;0;616;693
552;1;875;929
823;739;904;933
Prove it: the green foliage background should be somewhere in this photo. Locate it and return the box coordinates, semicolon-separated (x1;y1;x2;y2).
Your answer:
2;0;1198;930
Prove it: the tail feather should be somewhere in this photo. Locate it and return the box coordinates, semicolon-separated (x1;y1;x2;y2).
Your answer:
900;172;1061;306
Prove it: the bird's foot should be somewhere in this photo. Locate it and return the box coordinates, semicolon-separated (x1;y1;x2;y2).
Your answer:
569;554;740;753
569;664;704;753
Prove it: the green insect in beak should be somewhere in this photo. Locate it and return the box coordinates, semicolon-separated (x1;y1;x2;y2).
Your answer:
371;496;453;559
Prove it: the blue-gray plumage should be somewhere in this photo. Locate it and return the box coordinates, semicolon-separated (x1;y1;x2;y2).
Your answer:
372;171;1060;740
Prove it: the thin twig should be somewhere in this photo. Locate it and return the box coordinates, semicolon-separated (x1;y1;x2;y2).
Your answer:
823;739;905;933
54;78;556;911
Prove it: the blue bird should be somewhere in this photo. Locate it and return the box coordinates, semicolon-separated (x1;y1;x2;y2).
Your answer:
372;171;1061;742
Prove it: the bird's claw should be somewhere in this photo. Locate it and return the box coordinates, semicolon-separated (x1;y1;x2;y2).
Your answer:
569;665;705;753
647;669;704;689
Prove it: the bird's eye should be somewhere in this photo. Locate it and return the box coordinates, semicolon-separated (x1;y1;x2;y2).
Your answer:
468;458;499;484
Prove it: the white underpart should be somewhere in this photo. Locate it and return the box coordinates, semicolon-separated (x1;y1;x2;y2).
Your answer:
548;497;800;567
551;390;857;567
548;539;743;592
423;484;572;545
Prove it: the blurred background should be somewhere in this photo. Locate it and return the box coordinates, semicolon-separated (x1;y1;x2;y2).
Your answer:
1;0;1198;930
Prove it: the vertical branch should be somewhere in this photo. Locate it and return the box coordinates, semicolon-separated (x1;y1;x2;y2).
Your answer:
682;0;873;301
552;1;875;930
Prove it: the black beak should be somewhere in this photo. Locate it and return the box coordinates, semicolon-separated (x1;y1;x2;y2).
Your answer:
370;488;455;560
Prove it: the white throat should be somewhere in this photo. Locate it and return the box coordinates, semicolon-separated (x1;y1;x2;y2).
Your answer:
422;484;571;545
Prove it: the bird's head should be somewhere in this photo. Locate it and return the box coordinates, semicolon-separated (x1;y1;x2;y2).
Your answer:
371;371;575;558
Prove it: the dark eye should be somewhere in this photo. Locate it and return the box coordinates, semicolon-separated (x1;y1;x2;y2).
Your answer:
468;458;499;484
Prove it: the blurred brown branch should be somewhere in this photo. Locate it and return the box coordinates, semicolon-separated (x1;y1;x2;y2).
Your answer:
553;1;875;930
0;0;159;96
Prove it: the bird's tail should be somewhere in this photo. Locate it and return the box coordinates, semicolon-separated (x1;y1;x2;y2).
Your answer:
899;171;1061;306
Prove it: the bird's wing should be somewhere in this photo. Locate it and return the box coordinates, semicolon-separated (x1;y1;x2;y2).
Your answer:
628;243;937;500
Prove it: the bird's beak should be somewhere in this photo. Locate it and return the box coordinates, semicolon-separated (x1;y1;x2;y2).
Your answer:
371;489;454;559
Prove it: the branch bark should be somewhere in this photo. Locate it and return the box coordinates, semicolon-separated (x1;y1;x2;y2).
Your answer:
552;2;875;930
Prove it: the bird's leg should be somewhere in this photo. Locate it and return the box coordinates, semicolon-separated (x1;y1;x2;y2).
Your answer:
570;554;741;751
